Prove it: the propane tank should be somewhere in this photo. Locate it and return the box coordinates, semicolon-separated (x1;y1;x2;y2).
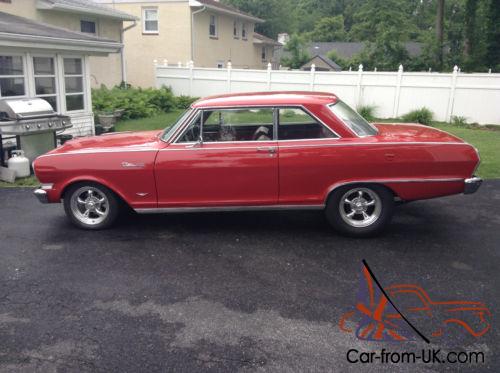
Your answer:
7;150;30;178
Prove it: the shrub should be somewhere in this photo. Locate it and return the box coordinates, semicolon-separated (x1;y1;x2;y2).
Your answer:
92;85;176;120
451;115;468;126
401;107;434;125
357;105;377;121
175;95;198;109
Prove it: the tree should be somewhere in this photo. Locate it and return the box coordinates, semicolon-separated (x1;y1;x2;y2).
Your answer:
308;16;347;41
280;34;311;69
485;0;500;70
350;0;412;70
436;0;445;69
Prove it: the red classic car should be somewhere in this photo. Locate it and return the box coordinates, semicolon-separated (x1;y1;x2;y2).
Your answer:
33;91;482;236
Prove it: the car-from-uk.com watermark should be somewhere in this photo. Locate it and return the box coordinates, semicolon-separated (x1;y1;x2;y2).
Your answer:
346;348;484;365
339;260;491;366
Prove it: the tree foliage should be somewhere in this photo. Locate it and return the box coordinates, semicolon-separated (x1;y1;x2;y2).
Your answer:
222;0;499;72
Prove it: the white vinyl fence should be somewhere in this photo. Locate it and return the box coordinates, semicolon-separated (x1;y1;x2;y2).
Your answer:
156;62;500;125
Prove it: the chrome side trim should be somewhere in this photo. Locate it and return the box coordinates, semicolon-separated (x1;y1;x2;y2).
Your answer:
135;204;324;214
159;141;468;152
37;149;158;158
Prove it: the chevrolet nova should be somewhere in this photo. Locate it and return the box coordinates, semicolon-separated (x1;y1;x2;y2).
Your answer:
33;91;482;236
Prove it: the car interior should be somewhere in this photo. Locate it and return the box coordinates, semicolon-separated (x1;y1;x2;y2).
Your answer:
176;108;336;143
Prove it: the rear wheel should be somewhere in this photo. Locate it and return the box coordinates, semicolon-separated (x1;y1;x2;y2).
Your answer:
63;182;119;230
325;184;394;237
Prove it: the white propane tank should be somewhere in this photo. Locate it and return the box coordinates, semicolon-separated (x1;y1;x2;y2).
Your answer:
7;150;30;178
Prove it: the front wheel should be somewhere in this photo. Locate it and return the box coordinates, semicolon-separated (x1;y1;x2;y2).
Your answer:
325;184;394;237
63;182;120;230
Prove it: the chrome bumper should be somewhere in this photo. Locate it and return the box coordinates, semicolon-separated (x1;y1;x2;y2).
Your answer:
464;176;483;194
33;188;49;204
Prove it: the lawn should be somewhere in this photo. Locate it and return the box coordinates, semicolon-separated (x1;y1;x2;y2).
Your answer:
114;109;185;132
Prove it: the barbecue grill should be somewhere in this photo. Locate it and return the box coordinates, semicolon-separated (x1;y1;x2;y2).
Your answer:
0;98;72;166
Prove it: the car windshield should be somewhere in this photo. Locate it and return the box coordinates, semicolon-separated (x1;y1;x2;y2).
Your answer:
328;101;378;136
161;109;193;141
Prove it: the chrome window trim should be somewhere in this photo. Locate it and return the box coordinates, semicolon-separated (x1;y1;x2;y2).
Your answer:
276;105;341;139
327;102;379;138
169;104;342;145
161;108;198;143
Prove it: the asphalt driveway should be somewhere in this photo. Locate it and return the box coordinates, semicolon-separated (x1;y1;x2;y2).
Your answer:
0;181;499;372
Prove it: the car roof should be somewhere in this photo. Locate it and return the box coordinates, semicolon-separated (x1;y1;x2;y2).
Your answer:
192;91;339;108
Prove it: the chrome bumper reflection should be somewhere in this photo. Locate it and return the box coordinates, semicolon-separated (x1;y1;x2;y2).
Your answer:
464;176;483;194
33;188;49;204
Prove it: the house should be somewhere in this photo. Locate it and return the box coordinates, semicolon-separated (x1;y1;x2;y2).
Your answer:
277;37;423;70
95;0;281;87
301;55;341;71
0;0;136;137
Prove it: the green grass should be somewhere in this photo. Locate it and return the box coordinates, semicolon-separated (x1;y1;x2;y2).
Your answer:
432;123;500;179
114;109;185;132
0;176;39;188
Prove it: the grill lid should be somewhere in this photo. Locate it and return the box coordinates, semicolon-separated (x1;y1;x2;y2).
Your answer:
0;98;56;120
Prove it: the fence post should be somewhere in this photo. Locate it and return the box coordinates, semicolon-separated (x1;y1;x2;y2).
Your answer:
356;64;363;108
310;64;316;91
392;64;403;118
227;61;232;93
267;62;272;91
188;60;194;96
446;65;459;122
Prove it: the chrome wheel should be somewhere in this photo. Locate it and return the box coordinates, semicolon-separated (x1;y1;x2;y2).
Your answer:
70;186;109;226
339;187;382;228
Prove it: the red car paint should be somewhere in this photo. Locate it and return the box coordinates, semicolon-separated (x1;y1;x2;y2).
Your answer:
33;92;480;210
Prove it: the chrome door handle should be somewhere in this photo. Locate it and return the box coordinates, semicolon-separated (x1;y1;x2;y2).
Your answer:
256;146;276;154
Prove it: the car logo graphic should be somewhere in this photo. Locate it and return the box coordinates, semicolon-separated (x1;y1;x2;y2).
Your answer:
339;260;491;343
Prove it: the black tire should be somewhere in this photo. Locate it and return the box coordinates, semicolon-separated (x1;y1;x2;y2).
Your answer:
325;184;394;237
63;182;120;230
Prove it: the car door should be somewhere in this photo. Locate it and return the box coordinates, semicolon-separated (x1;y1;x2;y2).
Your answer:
277;106;341;205
154;107;279;207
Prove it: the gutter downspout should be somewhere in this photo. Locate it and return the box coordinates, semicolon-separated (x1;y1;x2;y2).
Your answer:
120;20;137;86
191;6;206;63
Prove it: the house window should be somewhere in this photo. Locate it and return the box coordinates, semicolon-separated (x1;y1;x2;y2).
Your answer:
33;57;57;111
209;15;217;37
0;55;25;97
261;47;266;61
241;23;247;39
233;20;239;38
63;58;84;111
143;8;158;33
80;20;97;34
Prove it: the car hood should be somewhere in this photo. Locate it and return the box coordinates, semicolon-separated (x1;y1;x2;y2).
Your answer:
47;130;163;155
373;123;465;143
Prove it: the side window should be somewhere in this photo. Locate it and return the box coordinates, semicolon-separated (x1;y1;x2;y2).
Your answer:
278;108;336;140
203;108;274;142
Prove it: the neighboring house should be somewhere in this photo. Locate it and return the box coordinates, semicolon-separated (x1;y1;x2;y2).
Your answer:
95;0;281;87
277;38;423;70
0;0;136;137
301;55;341;71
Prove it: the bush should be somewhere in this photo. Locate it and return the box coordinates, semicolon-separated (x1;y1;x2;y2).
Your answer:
357;105;377;121
401;107;434;125
451;115;468;126
175;95;198;109
92;85;176;120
